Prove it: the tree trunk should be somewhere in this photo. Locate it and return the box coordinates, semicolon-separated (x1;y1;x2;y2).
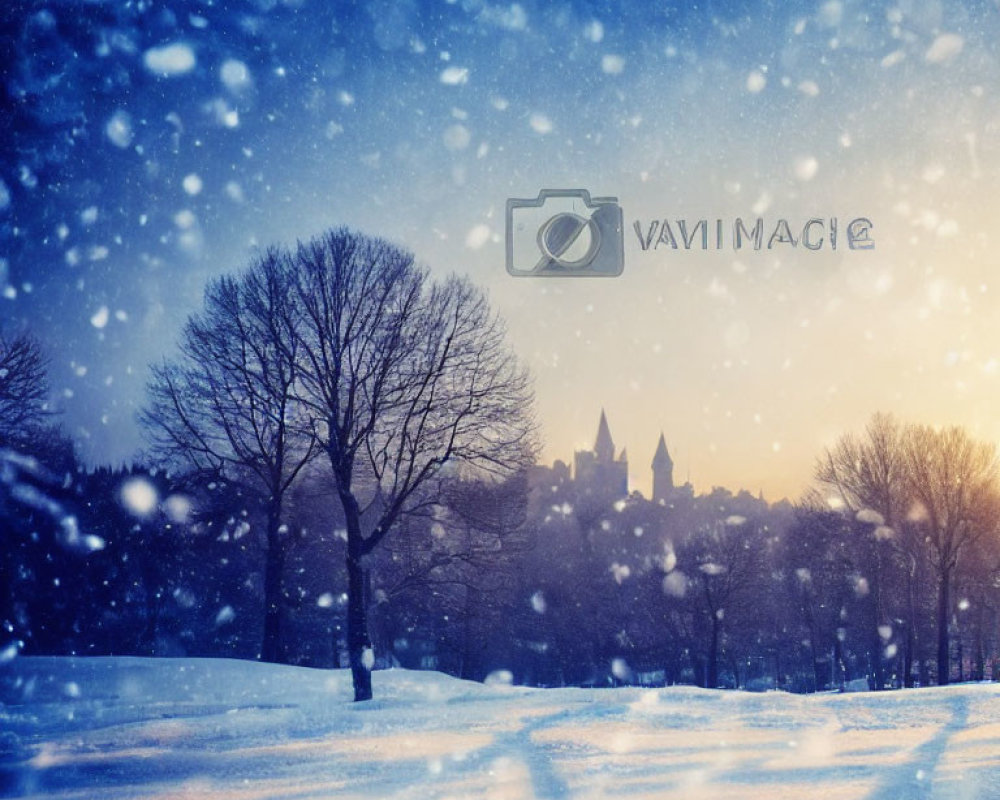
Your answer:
334;470;375;702
870;628;886;690
729;653;741;689
707;617;720;689
804;597;822;691
346;552;372;701
460;585;481;681
346;527;373;701
937;566;950;686
904;568;917;688
261;504;285;663
834;639;846;691
812;654;825;692
139;530;160;654
872;542;886;691
975;629;985;682
903;620;915;689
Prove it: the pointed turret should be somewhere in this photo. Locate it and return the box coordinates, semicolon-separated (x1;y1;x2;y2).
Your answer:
652;433;672;470
652;432;674;504
594;409;615;463
573;409;629;498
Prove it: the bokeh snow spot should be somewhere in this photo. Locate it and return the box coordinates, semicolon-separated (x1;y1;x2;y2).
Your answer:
484;669;514;686
746;70;767;93
925;34;963;64
856;508;884;525
144;43;196;76
220;59;252;92
182;174;203;196
611;657;631;681
0;641;22;663
163;494;193;525
662;570;687;597
105;111;134;148
794;156;819;181
90;306;109;329
440;66;469;85
215;606;236;626
529;113;553;134
120;477;158;517
601;55;625;75
465;224;491;250
584;20;604;43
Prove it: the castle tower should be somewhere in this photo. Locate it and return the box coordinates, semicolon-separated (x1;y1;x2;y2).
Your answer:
574;410;629;498
594;408;615;463
651;432;674;504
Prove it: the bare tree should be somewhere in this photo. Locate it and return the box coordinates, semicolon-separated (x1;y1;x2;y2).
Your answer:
815;415;1000;686
371;473;534;680
902;425;1000;685
814;412;908;526
687;517;766;689
289;228;536;701
141;248;317;663
0;330;49;447
813;413;919;687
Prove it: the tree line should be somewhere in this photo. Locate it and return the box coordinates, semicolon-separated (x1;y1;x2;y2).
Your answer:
3;228;1000;699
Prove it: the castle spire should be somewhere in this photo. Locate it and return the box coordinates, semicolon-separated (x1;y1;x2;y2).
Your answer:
594;409;615;463
652;433;672;470
652;432;674;503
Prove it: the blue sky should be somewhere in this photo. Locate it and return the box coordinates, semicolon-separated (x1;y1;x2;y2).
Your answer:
4;0;1000;499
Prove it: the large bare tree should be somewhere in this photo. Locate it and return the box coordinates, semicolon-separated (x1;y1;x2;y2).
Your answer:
0;330;49;448
289;228;536;701
141;248;317;662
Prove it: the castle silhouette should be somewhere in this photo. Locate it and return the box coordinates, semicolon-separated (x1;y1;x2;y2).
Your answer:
532;409;685;505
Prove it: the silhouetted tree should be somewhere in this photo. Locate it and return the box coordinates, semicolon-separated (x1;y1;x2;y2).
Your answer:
371;473;533;679
902;425;1000;685
685;515;766;689
289;228;536;701
0;329;49;449
142;248;317;662
813;414;1000;686
812;412;911;686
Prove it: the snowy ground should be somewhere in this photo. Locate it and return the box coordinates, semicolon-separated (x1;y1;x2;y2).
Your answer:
1;658;998;799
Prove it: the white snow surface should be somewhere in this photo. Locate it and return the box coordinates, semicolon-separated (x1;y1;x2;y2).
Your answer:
2;657;999;799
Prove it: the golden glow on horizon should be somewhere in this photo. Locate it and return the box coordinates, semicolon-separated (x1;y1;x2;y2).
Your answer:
477;176;1000;504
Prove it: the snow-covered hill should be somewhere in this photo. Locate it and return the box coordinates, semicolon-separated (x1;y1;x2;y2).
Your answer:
2;657;998;799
